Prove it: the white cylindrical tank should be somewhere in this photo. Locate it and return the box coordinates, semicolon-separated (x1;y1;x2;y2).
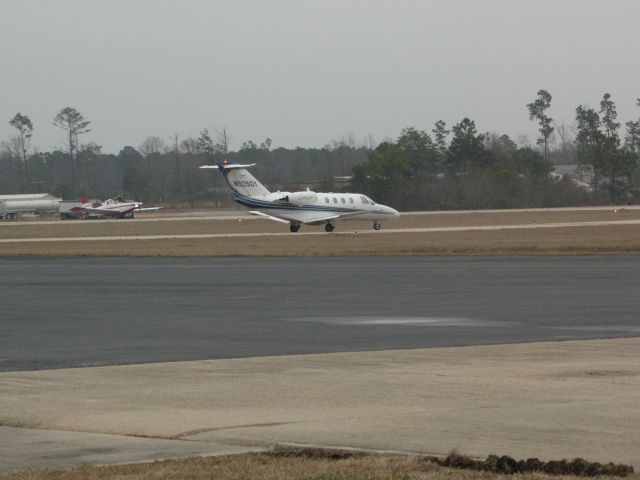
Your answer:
0;194;62;218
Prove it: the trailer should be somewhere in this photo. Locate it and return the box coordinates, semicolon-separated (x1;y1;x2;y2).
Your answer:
0;194;62;220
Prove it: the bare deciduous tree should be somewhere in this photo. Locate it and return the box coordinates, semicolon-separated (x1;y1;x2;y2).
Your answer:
364;133;377;151
180;136;198;154
1;136;23;160
214;127;232;155
170;133;181;194
553;120;576;164
138;136;166;156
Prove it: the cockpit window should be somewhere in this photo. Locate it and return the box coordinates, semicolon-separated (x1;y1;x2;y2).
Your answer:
360;196;369;204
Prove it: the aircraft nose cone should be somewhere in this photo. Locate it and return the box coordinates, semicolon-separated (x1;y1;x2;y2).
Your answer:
385;206;400;218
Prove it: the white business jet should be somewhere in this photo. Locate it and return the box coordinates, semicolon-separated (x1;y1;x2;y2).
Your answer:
200;161;399;232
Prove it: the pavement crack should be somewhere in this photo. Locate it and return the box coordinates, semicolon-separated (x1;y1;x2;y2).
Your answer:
173;422;300;439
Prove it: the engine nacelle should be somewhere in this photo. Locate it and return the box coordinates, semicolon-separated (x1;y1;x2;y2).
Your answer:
285;191;318;205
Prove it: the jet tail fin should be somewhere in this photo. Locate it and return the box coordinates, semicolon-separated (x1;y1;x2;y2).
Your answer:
200;162;270;197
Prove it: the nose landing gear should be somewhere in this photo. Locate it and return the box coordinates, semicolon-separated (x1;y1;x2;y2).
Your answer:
373;221;381;230
290;223;300;233
324;223;335;233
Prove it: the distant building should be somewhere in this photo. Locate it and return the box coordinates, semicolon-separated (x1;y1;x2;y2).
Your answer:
552;165;593;191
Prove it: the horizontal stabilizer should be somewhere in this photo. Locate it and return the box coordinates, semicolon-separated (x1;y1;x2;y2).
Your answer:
199;163;256;170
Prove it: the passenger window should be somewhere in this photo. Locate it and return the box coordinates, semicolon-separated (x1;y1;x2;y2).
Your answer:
341;198;346;204
360;196;369;204
324;197;329;204
333;197;338;204
349;198;354;204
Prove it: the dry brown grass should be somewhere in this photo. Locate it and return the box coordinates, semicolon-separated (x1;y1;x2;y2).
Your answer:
1;208;640;256
1;208;639;240
1;224;640;257
1;453;637;480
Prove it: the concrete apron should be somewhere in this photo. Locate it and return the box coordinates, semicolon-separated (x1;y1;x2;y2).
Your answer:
0;338;639;471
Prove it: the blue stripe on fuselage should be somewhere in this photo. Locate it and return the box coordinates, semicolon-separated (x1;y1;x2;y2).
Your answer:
234;194;357;213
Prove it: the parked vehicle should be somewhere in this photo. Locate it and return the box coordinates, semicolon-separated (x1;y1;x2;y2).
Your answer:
0;194;62;220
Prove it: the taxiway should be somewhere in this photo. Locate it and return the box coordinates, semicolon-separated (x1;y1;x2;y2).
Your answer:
1;256;639;371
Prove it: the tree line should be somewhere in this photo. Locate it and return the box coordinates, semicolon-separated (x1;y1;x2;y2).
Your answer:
352;91;640;210
1;92;640;209
0;107;367;205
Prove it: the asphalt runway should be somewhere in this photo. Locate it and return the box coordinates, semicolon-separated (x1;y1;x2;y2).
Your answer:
1;256;639;372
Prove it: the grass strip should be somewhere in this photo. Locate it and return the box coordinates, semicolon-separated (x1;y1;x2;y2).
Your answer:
2;448;634;480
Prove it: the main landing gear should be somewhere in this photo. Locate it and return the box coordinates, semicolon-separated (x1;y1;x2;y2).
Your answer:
324;223;335;233
373;221;381;230
289;223;300;233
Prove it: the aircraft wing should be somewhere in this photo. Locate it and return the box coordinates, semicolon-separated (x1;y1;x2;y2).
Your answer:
249;209;365;225
248;210;291;224
301;210;365;225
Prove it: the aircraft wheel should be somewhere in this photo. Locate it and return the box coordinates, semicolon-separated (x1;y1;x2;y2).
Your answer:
290;223;300;233
373;221;381;230
325;223;335;233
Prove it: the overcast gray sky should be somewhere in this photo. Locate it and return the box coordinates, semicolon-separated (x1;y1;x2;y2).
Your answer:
1;0;639;154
